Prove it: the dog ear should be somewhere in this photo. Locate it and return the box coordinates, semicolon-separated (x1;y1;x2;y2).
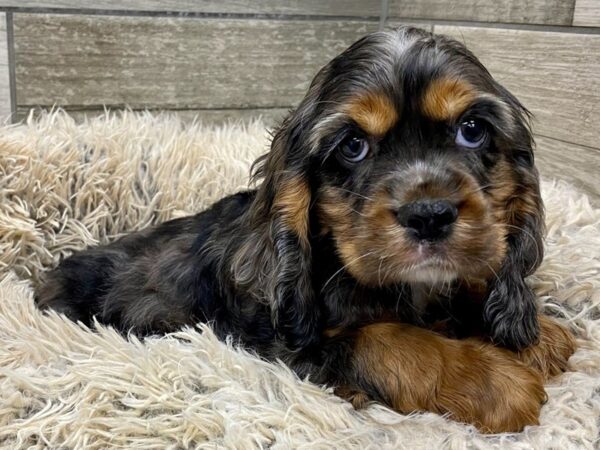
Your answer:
233;112;321;350
483;99;545;351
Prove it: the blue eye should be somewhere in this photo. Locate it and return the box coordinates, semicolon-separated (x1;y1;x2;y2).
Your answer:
456;119;488;148
339;137;369;163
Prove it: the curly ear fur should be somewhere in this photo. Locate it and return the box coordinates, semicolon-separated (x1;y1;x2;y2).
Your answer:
232;111;321;350
483;96;545;351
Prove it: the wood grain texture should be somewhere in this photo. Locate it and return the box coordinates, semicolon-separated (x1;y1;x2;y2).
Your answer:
389;0;575;25
536;136;600;205
0;12;10;120
573;0;600;26
0;1;380;16
385;21;433;32
435;26;600;150
14;14;377;111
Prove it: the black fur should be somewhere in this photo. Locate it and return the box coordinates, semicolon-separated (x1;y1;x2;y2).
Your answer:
36;26;545;399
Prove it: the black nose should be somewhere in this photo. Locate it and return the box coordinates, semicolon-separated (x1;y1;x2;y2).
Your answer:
396;200;458;241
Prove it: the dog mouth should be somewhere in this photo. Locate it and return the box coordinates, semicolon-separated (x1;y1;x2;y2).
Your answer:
396;241;458;284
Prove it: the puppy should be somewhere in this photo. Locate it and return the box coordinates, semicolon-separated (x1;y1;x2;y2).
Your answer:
35;26;575;432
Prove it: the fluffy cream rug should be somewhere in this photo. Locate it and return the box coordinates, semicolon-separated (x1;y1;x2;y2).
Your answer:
0;111;598;449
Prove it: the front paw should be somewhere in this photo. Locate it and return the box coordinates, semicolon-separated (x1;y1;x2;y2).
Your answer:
517;315;576;379
437;340;546;433
346;323;545;433
484;276;539;351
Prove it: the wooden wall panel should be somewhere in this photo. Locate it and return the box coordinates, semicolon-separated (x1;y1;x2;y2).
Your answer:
0;12;11;120
385;21;433;32
435;26;600;150
13;14;377;112
389;0;575;25
0;1;380;17
4;5;599;204
573;0;600;26
536;136;600;205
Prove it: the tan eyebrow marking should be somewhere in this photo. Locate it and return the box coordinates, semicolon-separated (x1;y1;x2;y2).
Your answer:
344;92;399;136
422;78;477;121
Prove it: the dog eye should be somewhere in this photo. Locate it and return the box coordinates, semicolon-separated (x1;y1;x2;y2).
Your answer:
456;119;488;148
338;137;370;163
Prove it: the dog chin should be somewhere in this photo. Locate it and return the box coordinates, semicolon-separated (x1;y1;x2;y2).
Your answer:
401;265;458;285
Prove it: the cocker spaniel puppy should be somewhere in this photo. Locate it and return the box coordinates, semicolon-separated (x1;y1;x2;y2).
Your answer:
36;26;575;432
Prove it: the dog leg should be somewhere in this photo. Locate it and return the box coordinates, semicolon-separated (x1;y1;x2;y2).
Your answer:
329;322;546;433
515;315;577;380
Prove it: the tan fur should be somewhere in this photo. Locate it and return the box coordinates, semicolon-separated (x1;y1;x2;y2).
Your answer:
453;175;508;279
488;158;519;222
486;157;543;273
318;187;353;233
323;326;344;338
345;92;399;136
274;176;311;243
317;187;368;282
421;78;476;122
351;322;547;433
341;315;577;433
517;316;577;380
318;169;507;286
488;157;541;228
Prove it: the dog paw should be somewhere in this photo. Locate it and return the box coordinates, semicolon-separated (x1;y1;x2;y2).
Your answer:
517;315;576;379
345;323;545;433
335;386;371;409
436;341;546;433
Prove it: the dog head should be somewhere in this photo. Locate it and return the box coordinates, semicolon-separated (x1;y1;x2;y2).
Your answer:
244;27;543;350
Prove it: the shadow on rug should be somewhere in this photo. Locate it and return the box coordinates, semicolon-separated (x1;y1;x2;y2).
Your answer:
0;111;598;449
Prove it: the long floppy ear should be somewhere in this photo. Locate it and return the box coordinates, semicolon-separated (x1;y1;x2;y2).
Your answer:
483;96;545;351
232;110;321;350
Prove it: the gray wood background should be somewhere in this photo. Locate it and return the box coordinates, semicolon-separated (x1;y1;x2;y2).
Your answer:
0;1;598;204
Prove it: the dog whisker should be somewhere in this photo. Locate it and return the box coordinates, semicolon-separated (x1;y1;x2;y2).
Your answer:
320;251;376;293
471;257;502;285
335;187;374;202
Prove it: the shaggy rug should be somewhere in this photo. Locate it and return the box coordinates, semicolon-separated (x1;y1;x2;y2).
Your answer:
0;111;598;449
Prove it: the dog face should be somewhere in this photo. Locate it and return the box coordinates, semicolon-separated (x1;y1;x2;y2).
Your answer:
314;84;510;287
247;27;543;350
